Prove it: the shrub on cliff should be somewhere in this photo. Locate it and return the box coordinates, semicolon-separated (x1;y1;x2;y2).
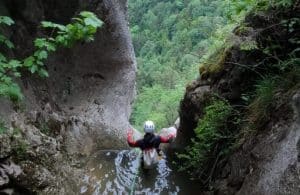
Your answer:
177;98;237;183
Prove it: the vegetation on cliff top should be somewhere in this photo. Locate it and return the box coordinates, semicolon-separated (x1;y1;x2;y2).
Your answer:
129;0;229;130
129;0;296;130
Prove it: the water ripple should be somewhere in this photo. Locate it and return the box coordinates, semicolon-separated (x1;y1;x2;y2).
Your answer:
79;150;197;194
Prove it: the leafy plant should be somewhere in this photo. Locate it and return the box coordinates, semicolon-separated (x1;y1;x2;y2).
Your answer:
248;77;276;127
248;55;300;128
177;99;234;182
0;12;103;102
130;84;183;130
223;0;258;22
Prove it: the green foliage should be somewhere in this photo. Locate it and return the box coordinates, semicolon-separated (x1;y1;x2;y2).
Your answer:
199;24;234;63
41;11;102;47
177;99;234;178
13;139;28;160
248;77;276;125
0;34;14;49
0;16;14;26
223;0;258;22
223;0;294;23
199;0;295;75
130;84;183;131
248;55;300;128
0;12;102;102
0;81;23;102
129;0;229;128
240;39;258;51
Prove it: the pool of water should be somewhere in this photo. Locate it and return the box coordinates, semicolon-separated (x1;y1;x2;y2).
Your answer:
79;150;201;195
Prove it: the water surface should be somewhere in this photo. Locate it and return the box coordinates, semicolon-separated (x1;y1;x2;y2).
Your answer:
79;150;201;195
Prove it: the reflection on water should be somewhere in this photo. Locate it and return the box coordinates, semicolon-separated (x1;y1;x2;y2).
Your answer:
80;150;200;195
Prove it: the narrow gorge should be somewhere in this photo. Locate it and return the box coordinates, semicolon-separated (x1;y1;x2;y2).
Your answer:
0;0;299;194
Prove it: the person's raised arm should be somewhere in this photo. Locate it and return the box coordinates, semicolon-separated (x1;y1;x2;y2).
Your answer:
160;133;175;143
127;129;139;147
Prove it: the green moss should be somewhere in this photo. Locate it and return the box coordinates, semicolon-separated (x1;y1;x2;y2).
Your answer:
199;47;232;79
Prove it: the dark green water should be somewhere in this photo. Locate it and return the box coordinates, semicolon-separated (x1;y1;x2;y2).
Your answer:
79;150;201;195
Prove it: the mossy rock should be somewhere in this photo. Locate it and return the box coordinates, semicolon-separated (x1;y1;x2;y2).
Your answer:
199;47;232;79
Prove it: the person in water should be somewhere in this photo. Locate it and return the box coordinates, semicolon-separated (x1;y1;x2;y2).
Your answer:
127;120;175;168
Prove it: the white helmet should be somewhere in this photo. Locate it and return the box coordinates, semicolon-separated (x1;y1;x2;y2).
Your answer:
144;120;155;133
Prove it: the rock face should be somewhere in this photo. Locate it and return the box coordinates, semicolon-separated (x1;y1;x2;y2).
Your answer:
0;0;136;152
0;0;136;193
176;6;300;195
178;61;300;195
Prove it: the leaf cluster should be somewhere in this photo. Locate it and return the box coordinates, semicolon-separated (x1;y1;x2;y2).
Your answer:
0;12;103;102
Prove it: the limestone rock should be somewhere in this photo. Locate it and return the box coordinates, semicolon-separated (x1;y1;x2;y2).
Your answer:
0;134;12;159
0;0;136;194
0;161;22;187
